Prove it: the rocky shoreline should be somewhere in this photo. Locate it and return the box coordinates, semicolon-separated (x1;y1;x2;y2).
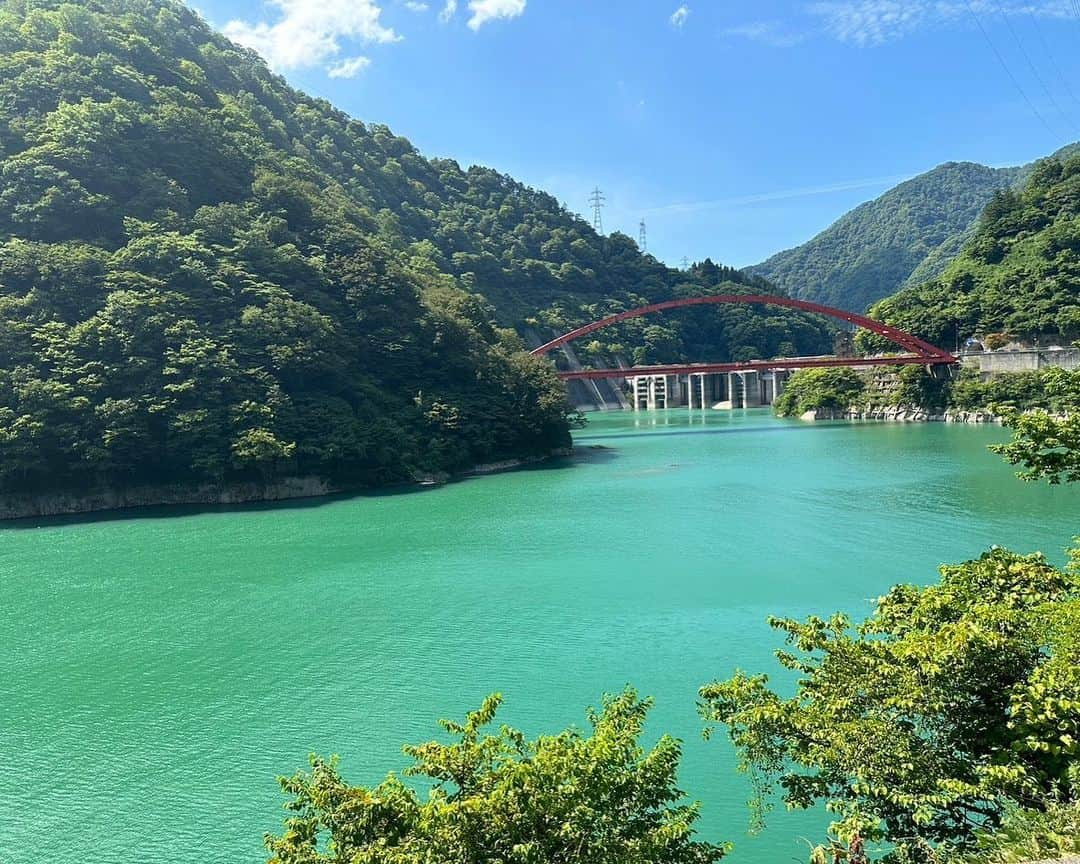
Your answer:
0;449;575;521
802;407;1003;423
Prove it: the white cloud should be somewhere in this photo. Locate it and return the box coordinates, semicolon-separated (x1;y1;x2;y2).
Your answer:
327;55;372;77
439;0;458;22
466;0;526;30
670;4;690;28
404;0;430;9
223;0;399;72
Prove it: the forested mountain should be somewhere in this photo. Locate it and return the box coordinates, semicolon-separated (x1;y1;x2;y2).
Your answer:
750;143;1080;314
859;153;1080;351
0;0;835;501
0;0;574;497
749;162;1022;312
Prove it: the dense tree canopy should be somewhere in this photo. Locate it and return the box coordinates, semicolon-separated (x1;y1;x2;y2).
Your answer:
266;688;727;864
0;0;585;495
773;368;867;416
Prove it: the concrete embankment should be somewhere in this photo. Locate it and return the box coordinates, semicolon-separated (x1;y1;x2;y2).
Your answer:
522;327;628;412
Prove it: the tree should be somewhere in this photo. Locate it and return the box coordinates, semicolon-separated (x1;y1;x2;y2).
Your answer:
991;411;1080;484
266;688;728;864
699;548;1080;863
989;367;1080;485
773;368;866;417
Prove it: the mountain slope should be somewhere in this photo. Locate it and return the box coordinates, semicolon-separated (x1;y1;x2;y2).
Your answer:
749;142;1080;314
859;153;1080;350
749;162;1021;312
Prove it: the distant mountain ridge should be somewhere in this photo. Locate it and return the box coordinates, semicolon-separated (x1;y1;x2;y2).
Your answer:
748;143;1080;312
858;150;1080;351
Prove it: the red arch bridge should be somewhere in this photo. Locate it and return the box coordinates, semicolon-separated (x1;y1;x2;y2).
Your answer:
529;294;957;410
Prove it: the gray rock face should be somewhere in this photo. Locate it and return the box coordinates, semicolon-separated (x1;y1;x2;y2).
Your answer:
0;476;336;520
801;407;1003;423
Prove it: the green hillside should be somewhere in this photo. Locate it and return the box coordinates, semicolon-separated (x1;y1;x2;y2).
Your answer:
0;0;837;499
750;161;1021;312
859;153;1080;351
0;0;576;496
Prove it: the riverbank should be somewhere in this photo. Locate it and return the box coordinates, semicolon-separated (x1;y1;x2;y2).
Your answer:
0;449;574;521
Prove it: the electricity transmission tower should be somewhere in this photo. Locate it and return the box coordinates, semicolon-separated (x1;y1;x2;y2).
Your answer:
638;219;647;252
681;255;690;269
588;187;605;234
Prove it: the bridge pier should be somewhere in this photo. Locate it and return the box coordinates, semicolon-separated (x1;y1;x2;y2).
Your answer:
686;372;711;411
631;374;676;411
727;371;762;408
763;370;787;405
626;368;789;411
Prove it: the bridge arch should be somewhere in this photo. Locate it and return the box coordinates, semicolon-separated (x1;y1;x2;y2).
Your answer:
529;294;954;361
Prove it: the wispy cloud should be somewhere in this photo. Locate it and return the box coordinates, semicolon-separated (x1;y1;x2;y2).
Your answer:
466;0;526;30
642;174;910;216
439;0;457;22
670;4;690;29
729;0;1075;48
725;21;807;47
404;0;430;10
223;0;398;72
809;1;930;45
327;55;372;77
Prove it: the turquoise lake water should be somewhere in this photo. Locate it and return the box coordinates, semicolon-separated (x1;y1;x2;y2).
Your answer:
2;409;1079;863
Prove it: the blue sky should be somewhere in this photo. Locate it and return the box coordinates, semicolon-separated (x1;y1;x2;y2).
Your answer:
198;0;1080;268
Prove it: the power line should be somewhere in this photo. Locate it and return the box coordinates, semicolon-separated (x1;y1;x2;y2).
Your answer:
1025;8;1080;119
989;0;1079;137
962;0;1061;142
588;187;605;234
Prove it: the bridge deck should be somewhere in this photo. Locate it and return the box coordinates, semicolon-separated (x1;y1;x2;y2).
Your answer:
555;354;953;381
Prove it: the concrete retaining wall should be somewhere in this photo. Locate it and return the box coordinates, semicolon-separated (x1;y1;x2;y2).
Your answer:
961;348;1080;375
